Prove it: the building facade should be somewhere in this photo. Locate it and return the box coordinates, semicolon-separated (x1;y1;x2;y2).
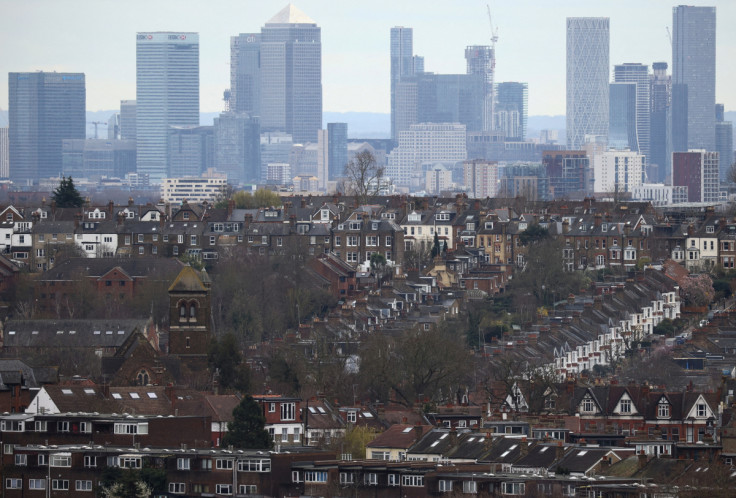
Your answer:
463;160;498;199
715;104;733;179
608;82;638;151
672;5;716;152
566;18;609;149
136;32;199;183
391;26;417;141
593;150;644;195
465;45;495;132
160;177;227;204
260;5;321;144
649;62;671;183
613;63;650;161
0;127;8;178
8;72;86;185
213;113;260;184
229;33;261;115
168;125;214;178
672;150;719;204
327;122;348;181
61;139;137;180
495;82;528;141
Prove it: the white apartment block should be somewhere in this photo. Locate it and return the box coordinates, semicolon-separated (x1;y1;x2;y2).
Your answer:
631;184;673;206
425;165;453;195
387;123;466;189
593;149;644;194
161;177;228;204
463;160;498;199
267;163;292;186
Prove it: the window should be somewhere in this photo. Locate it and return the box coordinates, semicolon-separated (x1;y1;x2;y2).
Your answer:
347;411;357;423
620;399;632;414
76;480;93;491
371;451;390;460
138;246;144;254
463;480;478;494
347;235;358;246
402;475;424;487
52;479;69;490
50;454;71;467
339;472;354;485
366;236;377;246
365;473;378;485
84;456;96;468
177;457;190;470
658;403;670;418
14;454;27;466
210;235;216;245
114;422;147;435
6;478;21;489
388;474;398;486
292;471;301;483
216;458;234;470
118;456;142;469
201;459;212;470
169;482;186;494
239;485;257;494
137;234;144;243
281;402;296;421
191;235;197;246
501;482;525;495
697;403;707;417
29;479;46;490
582;397;595;413
215;484;232;495
334;235;341;246
439;480;454;492
237;458;271;472
38;454;47;466
1;420;24;431
304;471;328;483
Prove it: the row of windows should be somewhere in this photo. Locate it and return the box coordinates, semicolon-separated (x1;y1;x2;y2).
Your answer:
5;478;92;491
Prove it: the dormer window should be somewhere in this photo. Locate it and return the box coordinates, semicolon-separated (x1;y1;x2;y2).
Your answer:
183;212;190;220
485;222;493;229
706;225;714;233
658;402;670;418
436;213;450;221
321;209;329;220
466;223;475;231
602;224;608;232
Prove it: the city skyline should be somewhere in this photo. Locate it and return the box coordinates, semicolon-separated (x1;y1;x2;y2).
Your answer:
1;0;734;118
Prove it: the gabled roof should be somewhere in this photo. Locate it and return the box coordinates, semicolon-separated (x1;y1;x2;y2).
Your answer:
168;265;207;292
3;319;149;349
367;424;432;450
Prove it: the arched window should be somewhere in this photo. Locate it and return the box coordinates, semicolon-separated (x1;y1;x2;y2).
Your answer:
179;303;186;318
136;369;150;386
189;302;197;320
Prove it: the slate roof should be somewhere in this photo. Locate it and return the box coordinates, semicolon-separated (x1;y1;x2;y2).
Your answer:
367;424;432;450
0;359;58;389
38;257;183;281
3;319;149;348
168;265;207;292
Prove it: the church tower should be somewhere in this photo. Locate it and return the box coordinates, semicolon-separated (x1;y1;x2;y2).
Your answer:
168;265;212;358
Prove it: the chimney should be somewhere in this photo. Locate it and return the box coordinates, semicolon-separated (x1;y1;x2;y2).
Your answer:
128;197;135;208
301;197;306;209
74;213;82;229
566;378;576;395
414;425;424;443
108;200;114;217
101;384;110;398
166;384;175;410
117;213;125;226
520;437;528;458
290;214;296;229
449;427;458;447
556;441;565;461
601;455;611;469
594;213;602;227
244;213;253;229
474;199;480;211
637;450;647;469
227;199;235;217
641;382;650;398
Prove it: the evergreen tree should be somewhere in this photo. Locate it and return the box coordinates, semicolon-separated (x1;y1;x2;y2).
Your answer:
51;176;84;208
222;395;272;449
431;232;441;258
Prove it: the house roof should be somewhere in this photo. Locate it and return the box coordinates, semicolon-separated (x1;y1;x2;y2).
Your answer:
367;424;432;450
3;319;150;349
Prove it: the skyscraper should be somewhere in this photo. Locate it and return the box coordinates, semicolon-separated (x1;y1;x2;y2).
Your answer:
120;100;137;141
566;18;609;149
672;6;716;152
214;113;261;184
391;27;416;141
613;63;650;161
0;127;9;178
136;32;199;183
608;82;637;151
465;46;495;132
495;82;528;141
327;122;348;181
672;150;719;203
260;5;321;144
168;125;214;178
649;62;671;182
229;33;261;115
8;72;86;185
716;104;734;178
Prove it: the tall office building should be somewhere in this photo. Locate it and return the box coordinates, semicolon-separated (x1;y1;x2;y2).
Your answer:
649;62;671;182
465;46;495;132
613;63;650;161
327;122;348;181
120;100;137;141
136;32;199;183
544;150;590;199
608;83;638;151
229;33;261;115
495;82;528;141
672;150;719;203
168;125;214;178
260;132;293;181
260;5;321;144
672;6;716;153
716;104;734;178
213;113;261;184
8;72;86;185
391;27;416;141
0;127;9;178
566;18;609;149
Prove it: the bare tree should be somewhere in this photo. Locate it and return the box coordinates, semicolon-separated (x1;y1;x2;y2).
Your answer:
344;150;385;206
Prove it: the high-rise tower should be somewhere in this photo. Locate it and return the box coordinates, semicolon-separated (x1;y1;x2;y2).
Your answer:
391;27;416;141
260;4;322;144
649;62;671;182
229;33;261;116
613;63;650;162
8;72;86;185
672;5;716;152
566;18;609;150
465;46;496;132
136;32;199;183
495;82;528;141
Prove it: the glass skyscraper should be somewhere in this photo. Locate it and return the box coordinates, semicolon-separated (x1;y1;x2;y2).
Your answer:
260;5;321;145
566;18;609;150
613;63;650;162
649;62;671;183
672;5;716;153
609;82;637;151
391;27;416;141
327;122;348;181
495;82;528;141
136;32;199;183
8;72;86;185
229;33;261;115
465;46;496;132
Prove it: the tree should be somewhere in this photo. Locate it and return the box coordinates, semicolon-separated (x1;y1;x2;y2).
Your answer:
222;395;273;449
431;232;441;258
208;333;251;392
344;150;385;206
51;176;84;208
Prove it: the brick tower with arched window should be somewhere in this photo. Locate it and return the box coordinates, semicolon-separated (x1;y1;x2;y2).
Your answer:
168;265;212;358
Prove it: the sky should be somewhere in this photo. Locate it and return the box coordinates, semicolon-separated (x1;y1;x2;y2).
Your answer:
0;0;734;117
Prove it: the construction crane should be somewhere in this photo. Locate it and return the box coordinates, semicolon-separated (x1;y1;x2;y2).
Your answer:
88;121;107;139
486;4;499;50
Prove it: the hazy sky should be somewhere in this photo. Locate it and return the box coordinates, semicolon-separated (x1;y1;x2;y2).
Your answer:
1;0;734;116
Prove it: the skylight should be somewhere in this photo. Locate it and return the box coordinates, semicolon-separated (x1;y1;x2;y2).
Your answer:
106;331;113;335
93;331;101;335
112;393;122;399
439;433;448;440
61;389;73;395
308;407;317;414
147;393;157;399
402;427;413;433
577;450;588;456
117;330;125;335
84;389;95;395
130;393;140;399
